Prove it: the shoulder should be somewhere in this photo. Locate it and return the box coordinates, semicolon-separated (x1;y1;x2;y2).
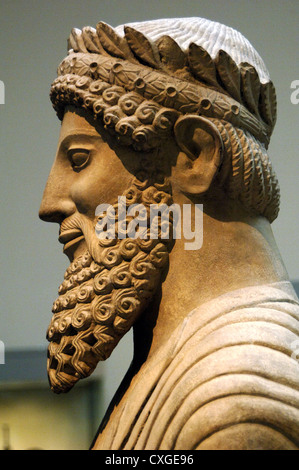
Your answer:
145;294;299;449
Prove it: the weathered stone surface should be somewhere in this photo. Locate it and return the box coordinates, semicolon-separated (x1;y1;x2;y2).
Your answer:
39;17;299;450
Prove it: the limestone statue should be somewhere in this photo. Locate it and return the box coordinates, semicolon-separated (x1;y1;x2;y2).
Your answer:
39;17;299;450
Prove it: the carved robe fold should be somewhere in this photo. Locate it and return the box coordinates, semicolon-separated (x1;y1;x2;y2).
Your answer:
93;281;299;450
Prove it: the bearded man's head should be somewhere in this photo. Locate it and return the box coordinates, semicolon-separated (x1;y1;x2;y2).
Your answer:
45;161;173;393
40;17;279;393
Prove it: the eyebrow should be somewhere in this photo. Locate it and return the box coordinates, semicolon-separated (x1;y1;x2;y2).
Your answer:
59;131;103;150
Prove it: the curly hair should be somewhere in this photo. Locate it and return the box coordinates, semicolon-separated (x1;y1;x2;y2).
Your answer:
50;18;280;222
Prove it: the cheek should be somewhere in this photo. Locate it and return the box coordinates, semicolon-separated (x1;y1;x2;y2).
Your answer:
70;165;133;217
70;178;100;216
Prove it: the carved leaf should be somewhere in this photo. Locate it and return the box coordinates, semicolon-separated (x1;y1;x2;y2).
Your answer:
124;26;161;69
82;27;106;54
96;22;134;60
68;28;88;53
180;86;200;104
259;81;277;127
215;50;241;102
68;30;78;52
239;62;261;116
188;43;218;88
156;35;186;70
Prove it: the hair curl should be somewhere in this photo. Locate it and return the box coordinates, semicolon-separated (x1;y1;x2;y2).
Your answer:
50;74;280;221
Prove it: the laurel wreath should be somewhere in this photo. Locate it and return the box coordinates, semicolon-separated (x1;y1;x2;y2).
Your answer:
67;22;276;130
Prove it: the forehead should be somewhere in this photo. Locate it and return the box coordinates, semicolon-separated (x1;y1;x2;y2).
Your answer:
58;108;101;144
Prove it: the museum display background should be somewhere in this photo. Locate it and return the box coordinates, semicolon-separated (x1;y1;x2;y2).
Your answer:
0;0;298;449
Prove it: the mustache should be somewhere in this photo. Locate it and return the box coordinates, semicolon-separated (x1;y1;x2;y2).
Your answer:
60;213;84;233
60;213;102;263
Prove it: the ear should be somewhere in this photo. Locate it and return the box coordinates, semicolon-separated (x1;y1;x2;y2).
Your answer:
173;115;223;195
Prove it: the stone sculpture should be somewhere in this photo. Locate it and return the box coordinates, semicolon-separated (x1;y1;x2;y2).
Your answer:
39;17;299;450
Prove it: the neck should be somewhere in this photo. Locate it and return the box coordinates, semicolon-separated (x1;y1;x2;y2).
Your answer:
134;194;289;361
96;196;289;438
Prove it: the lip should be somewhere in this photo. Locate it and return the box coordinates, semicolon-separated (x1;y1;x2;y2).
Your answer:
58;229;85;252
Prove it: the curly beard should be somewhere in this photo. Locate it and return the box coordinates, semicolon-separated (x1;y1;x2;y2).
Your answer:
46;176;173;393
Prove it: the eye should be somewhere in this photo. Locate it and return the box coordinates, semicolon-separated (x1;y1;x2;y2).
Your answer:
68;149;90;171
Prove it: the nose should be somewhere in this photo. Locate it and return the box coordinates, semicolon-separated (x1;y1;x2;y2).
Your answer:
39;172;76;224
